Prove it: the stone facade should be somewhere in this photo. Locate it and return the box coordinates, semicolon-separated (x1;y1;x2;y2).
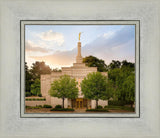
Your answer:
40;41;108;109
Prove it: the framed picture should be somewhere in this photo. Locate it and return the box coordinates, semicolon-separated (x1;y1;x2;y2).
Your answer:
21;20;140;118
0;0;160;138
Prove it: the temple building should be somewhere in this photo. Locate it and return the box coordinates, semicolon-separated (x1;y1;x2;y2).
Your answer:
40;34;108;109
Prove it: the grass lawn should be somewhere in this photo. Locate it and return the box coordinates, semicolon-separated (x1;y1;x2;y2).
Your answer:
105;105;135;112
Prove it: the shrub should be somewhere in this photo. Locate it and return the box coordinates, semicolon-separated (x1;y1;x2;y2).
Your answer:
25;92;31;97
55;105;62;109
108;100;126;106
43;105;52;108
36;105;42;108
25;98;46;101
86;109;109;112
50;108;74;111
25;105;42;109
97;105;103;109
25;106;31;109
39;98;45;101
38;93;42;97
104;105;108;108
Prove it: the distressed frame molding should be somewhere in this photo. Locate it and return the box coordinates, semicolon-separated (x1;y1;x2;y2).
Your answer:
0;0;160;137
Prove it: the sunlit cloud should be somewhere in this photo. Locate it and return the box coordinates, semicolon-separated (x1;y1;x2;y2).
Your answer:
26;40;49;53
38;30;64;46
30;50;75;68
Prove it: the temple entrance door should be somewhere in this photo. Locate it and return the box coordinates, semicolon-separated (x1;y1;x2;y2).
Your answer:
76;98;83;108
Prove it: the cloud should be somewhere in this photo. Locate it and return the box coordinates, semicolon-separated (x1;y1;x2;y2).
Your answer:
25;40;49;53
38;30;64;46
31;50;75;67
103;31;115;39
30;26;135;67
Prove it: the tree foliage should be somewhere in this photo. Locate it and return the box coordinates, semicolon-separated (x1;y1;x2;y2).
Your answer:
81;72;110;108
122;73;135;107
30;61;52;81
25;62;33;93
108;60;121;70
83;56;108;72
108;60;135;106
31;78;41;96
25;61;52;96
49;75;79;108
121;60;134;69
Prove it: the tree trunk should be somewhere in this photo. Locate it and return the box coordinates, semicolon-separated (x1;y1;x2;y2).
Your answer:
62;97;65;109
96;100;98;109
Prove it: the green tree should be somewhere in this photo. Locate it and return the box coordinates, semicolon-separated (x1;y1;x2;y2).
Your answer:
25;61;51;97
25;62;33;96
83;56;108;72
108;60;121;70
122;73;135;107
31;78;40;96
81;72;109;108
108;60;135;102
105;80;115;100
121;60;134;69
49;75;79;108
30;61;52;81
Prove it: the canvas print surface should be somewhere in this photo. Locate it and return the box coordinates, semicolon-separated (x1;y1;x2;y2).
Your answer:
24;24;136;114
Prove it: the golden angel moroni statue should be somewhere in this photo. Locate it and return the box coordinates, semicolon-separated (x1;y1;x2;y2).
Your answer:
79;32;81;41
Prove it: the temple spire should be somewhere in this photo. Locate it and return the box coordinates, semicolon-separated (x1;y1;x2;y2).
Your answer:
79;32;81;41
76;33;83;63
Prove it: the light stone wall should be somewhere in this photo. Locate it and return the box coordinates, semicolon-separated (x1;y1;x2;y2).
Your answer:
90;100;108;108
25;97;69;108
25;101;47;106
91;100;96;109
98;99;108;107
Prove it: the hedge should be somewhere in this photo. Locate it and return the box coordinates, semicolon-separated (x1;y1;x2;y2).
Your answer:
25;92;31;97
97;105;103;109
25;98;46;101
25;105;42;109
43;105;52;108
86;109;109;112
55;105;62;109
50;108;74;111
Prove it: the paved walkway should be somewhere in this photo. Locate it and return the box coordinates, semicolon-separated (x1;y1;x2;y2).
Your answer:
74;108;86;113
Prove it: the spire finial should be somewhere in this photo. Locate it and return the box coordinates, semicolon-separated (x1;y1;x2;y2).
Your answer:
79;32;81;41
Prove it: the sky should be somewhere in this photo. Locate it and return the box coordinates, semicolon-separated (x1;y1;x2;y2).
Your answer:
25;25;135;69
